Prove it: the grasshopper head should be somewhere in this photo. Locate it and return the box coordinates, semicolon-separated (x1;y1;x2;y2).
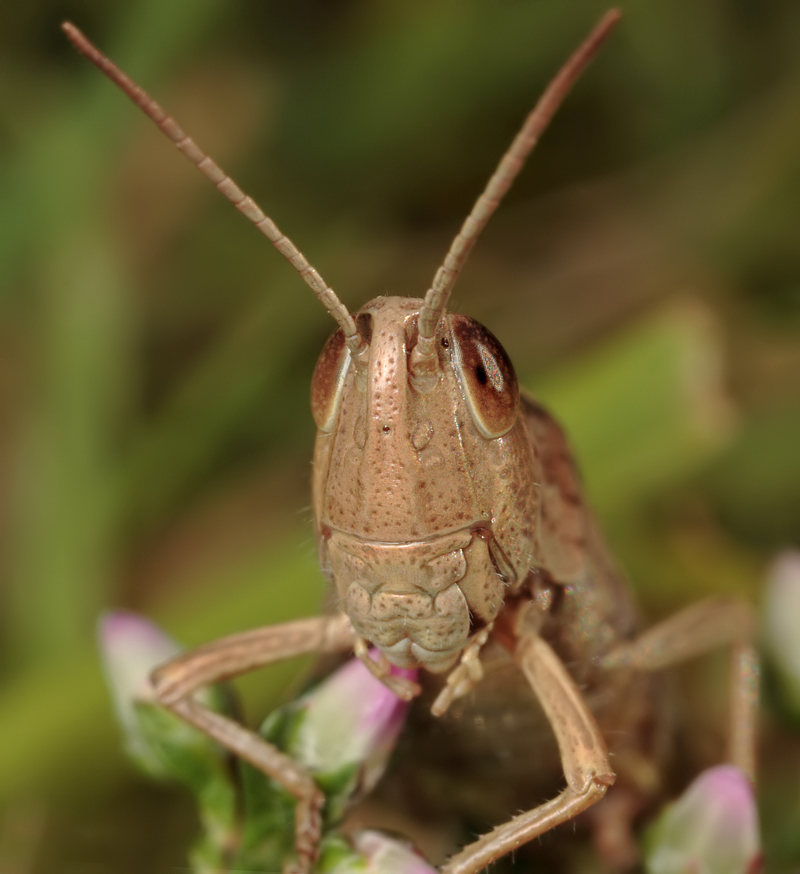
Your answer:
310;296;538;671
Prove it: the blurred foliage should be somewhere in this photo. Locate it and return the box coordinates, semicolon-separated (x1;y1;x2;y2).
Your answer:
0;0;799;871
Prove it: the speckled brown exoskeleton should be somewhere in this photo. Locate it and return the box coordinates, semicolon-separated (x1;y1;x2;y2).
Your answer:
63;11;759;873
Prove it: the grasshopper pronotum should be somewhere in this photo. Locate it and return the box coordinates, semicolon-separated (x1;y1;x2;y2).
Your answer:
64;11;759;872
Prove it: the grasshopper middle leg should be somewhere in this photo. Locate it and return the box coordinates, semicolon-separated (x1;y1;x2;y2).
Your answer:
600;596;759;780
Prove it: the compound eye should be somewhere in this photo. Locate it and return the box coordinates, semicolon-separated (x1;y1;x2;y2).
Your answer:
450;316;519;438
311;329;351;432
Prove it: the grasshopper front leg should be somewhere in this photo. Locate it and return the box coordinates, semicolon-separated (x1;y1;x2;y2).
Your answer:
441;605;616;874
151;613;356;873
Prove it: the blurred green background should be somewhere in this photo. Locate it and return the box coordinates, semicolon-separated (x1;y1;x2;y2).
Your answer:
1;0;799;871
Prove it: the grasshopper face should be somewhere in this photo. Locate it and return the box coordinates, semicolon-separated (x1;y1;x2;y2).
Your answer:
311;296;540;671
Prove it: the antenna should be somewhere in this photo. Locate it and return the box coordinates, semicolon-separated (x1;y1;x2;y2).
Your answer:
411;9;622;385
61;22;365;357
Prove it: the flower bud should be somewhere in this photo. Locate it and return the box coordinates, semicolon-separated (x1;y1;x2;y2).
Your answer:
762;550;800;719
98;612;231;785
98;611;182;775
242;653;420;864
292;652;418;795
645;765;761;874
320;831;438;874
98;611;240;870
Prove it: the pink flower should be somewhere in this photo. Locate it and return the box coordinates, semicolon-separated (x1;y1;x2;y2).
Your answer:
323;831;437;874
763;550;800;716
645;765;761;874
352;831;438;874
293;652;418;793
98;612;180;759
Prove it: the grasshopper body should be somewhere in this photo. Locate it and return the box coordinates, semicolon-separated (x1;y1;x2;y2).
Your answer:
64;11;758;873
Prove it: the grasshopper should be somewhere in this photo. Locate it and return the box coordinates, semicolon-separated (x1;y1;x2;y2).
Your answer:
64;10;759;872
